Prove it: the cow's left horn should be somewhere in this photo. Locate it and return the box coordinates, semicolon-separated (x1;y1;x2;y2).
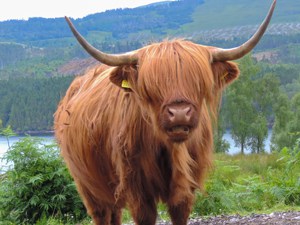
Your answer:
211;0;276;62
65;17;138;66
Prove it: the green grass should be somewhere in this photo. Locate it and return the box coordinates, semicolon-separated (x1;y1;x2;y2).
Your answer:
192;146;300;217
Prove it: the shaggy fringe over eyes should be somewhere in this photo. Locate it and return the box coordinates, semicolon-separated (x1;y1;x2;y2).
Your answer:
137;40;215;107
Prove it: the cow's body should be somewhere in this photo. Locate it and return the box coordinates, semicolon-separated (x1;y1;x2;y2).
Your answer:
55;41;230;224
55;2;276;224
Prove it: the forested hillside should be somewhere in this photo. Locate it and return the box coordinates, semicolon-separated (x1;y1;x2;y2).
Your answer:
0;76;74;132
0;0;204;46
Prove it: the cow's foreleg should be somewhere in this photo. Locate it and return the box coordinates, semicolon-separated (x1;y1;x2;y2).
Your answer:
89;206;123;225
167;174;194;225
128;197;157;225
110;208;122;225
75;181;120;225
167;197;193;225
90;209;111;225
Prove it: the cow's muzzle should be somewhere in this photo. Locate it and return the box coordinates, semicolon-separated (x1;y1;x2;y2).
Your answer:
162;103;198;142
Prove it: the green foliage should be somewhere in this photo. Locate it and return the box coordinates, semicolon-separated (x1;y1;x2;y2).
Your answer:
248;113;268;153
192;142;300;216
287;93;300;144
260;63;300;98
0;125;16;137
0;124;16;150
224;55;274;154
272;93;300;150
0;137;86;224
271;140;300;206
214;111;230;153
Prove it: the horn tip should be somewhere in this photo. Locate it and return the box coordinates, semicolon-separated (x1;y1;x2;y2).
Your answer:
65;16;71;23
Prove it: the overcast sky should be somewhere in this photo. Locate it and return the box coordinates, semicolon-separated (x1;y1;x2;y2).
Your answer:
0;0;171;21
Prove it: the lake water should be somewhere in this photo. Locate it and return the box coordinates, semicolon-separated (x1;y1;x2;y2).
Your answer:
223;130;272;155
0;131;272;168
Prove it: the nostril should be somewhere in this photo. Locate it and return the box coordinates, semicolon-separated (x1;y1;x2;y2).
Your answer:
184;106;191;116
167;106;192;122
168;108;176;121
168;108;175;116
182;107;192;121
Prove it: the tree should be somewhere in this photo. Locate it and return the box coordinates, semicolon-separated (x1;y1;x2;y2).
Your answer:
248;73;280;153
271;93;293;151
214;112;230;153
286;93;300;146
224;55;282;154
0;124;16;149
227;95;255;154
248;113;268;153
252;72;280;118
224;55;259;154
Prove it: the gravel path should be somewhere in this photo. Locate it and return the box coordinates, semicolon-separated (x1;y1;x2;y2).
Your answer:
127;211;300;225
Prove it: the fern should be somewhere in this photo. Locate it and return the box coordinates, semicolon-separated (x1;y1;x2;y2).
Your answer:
0;137;86;224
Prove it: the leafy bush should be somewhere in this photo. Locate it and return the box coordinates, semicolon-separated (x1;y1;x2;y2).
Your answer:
192;140;300;216
0;137;86;224
270;139;300;206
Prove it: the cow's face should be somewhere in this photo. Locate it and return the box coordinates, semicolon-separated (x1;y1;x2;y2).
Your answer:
110;41;239;143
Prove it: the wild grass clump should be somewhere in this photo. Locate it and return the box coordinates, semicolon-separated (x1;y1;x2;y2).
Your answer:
192;139;300;217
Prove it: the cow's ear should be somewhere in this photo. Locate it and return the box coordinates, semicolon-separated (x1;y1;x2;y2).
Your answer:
109;65;138;91
211;61;240;89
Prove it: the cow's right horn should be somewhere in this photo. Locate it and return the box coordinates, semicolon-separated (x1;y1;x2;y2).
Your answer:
65;17;138;66
211;0;276;62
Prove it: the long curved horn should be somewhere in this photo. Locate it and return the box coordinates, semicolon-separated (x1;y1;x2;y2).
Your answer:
65;17;138;66
212;0;276;62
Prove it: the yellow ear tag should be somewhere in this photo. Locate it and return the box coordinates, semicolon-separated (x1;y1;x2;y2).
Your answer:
221;72;229;80
121;80;131;89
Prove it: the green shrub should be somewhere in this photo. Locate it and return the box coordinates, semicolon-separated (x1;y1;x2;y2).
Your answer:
0;137;86;224
192;162;240;216
270;138;300;206
192;140;300;217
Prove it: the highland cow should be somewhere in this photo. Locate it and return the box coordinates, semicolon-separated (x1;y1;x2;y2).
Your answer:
54;1;276;224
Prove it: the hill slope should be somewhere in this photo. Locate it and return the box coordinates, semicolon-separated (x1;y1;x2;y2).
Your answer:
183;0;300;31
177;0;300;39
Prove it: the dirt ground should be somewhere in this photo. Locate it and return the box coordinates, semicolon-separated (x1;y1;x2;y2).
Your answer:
152;211;300;225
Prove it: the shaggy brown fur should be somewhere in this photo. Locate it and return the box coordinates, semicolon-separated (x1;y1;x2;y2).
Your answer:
54;40;239;225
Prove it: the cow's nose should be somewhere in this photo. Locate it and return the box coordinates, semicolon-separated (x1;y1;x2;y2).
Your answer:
167;106;191;123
